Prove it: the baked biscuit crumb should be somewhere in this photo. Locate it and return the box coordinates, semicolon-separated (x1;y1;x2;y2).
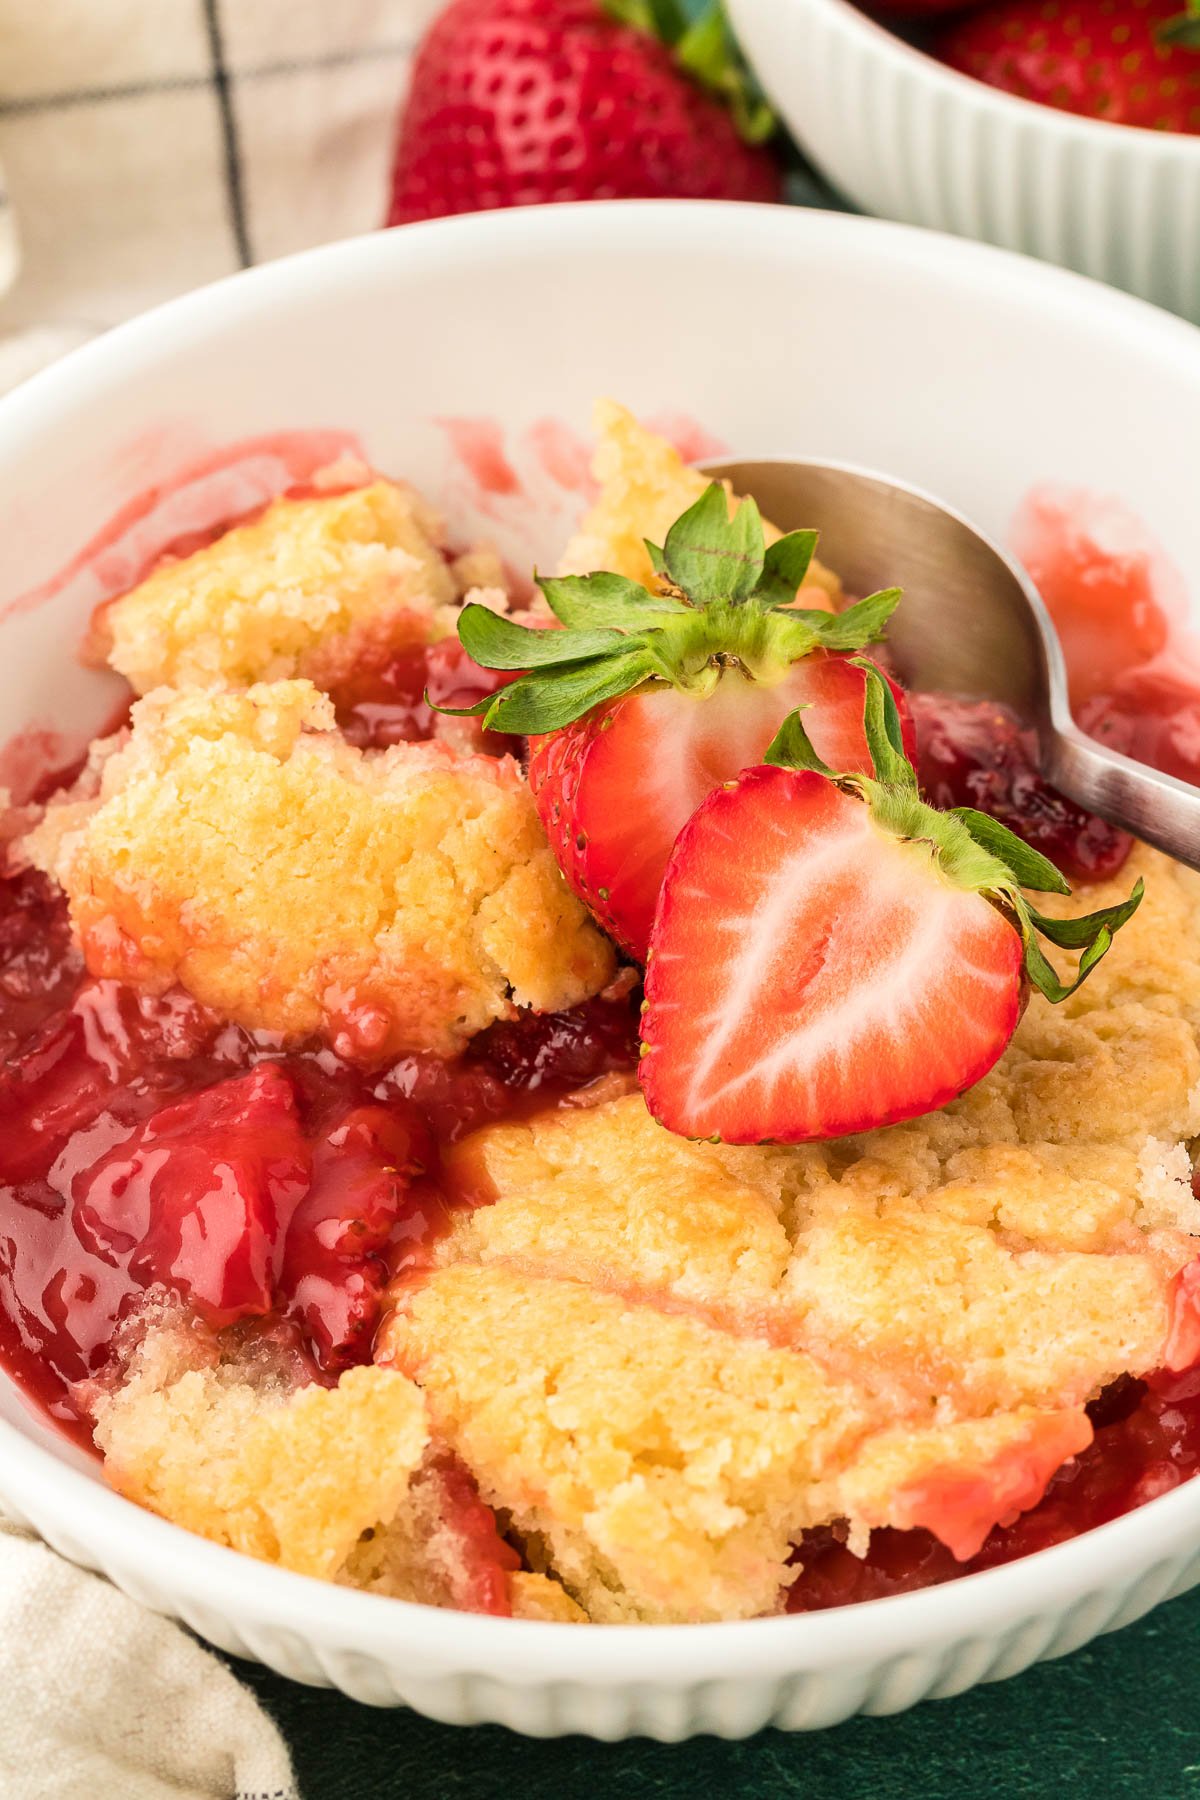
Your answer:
93;480;461;697
509;1572;589;1623
91;1320;430;1583
558;400;841;605
24;679;614;1056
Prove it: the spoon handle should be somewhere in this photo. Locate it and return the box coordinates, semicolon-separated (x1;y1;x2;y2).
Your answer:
1046;727;1200;874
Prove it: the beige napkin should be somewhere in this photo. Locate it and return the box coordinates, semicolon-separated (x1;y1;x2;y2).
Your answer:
0;1520;297;1800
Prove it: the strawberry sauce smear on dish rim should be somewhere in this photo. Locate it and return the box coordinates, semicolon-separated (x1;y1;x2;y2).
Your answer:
2;468;1200;1617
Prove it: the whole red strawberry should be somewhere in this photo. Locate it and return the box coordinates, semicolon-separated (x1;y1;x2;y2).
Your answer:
934;0;1200;131
386;0;781;225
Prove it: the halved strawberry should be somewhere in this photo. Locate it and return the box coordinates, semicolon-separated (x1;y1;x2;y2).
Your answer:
529;655;913;959
444;481;908;960
640;664;1143;1145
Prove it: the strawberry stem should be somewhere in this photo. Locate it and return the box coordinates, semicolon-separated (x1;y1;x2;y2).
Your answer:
764;661;1144;1005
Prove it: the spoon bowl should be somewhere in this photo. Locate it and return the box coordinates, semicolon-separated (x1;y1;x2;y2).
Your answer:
706;457;1200;872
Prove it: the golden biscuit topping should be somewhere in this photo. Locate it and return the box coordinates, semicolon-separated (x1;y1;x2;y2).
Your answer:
93;479;461;696
23;679;615;1057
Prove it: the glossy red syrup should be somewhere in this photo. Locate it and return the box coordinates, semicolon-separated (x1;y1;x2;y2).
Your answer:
337;638;512;753
2;477;1199;1617
0;870;639;1445
910;693;1133;883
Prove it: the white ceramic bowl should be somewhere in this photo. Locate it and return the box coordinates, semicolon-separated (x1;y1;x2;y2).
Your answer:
3;202;1200;1739
729;0;1200;322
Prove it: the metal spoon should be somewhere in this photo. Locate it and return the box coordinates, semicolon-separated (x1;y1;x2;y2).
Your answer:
703;457;1200;871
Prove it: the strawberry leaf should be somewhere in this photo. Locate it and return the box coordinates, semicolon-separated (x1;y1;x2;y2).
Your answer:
475;647;662;735
645;540;669;577
1157;0;1200;46
536;570;687;630
663;482;766;604
852;659;915;790
810;588;901;649
763;708;834;777
458;603;625;670
1011;893;1125;1003
601;0;690;40
1025;879;1144;948
444;482;897;736
602;0;778;144
950;808;1072;895
755;530;820;607
674;3;778;144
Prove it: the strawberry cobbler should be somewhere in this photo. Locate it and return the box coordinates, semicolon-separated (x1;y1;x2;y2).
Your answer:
2;403;1199;1624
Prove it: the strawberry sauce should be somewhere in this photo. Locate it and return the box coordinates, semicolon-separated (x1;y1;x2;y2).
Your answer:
2;478;1199;1614
0;856;639;1444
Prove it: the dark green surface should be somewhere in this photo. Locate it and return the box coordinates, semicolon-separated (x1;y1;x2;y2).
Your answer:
230;1584;1200;1800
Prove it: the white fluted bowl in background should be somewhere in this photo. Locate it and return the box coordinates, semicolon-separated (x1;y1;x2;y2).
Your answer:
729;0;1200;321
2;202;1200;1737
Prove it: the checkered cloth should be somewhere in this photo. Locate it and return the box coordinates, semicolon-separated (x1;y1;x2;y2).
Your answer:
0;0;441;389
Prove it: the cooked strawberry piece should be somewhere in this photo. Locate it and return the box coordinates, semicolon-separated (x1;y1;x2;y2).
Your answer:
640;764;1026;1143
0;981;232;1184
1011;487;1174;703
530;656;915;961
337;639;512;752
1079;665;1200;791
467;991;641;1092
279;1102;437;1367
70;1064;311;1329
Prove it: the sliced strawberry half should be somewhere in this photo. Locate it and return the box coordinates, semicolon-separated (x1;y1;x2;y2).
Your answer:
529;654;914;959
441;479;906;961
640;662;1143;1145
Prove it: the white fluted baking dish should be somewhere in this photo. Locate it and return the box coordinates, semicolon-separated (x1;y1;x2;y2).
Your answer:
729;0;1200;322
2;202;1200;1737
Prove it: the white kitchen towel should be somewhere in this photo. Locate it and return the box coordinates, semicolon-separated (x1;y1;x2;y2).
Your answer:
0;1519;297;1800
0;0;440;386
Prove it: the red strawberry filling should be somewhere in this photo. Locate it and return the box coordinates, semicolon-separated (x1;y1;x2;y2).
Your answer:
910;692;1134;884
69;1064;311;1331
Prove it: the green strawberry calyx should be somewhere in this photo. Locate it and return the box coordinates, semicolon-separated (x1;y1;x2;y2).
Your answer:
765;660;1144;1003
1158;0;1200;48
600;1;777;142
441;482;900;737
